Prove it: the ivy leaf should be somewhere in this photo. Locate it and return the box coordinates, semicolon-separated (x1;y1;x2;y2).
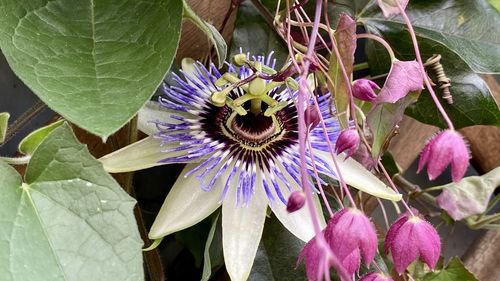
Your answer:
436;167;500;220
364;20;500;129
423;257;478;281
0;123;143;281
359;0;500;74
182;0;227;68
229;1;288;68
0;112;9;143
328;13;357;129
18;119;64;155
0;0;183;138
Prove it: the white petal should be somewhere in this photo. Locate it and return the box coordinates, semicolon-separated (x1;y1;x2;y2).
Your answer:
149;163;222;239
99;136;194;173
138;101;181;136
267;162;326;242
222;180;268;281
316;150;402;201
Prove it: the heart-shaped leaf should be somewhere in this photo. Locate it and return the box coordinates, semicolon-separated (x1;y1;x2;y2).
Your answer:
0;0;183;138
0;123;143;281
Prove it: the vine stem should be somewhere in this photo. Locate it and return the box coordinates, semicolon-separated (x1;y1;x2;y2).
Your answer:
396;1;455;130
295;0;349;279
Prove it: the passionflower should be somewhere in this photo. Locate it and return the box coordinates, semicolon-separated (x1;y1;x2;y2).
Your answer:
100;53;400;281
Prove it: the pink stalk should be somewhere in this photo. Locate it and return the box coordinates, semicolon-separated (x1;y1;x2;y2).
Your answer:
378;160;414;216
296;0;349;279
395;1;455;130
309;93;357;207
285;1;300;71
307;137;336;217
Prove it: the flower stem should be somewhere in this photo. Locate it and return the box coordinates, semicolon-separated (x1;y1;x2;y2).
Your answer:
353;62;370;72
395;1;455;130
356;33;396;61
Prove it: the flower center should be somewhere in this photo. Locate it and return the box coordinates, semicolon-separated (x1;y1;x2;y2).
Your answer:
221;109;285;149
231;113;277;143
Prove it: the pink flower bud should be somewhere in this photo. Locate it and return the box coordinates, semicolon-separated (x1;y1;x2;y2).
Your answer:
352;79;380;101
418;130;470;182
384;214;441;274
297;235;332;281
305;105;321;130
286;191;306;213
360;272;394;281
325;208;378;275
335;129;360;157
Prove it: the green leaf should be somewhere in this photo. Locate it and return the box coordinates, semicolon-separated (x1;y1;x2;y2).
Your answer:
359;0;500;74
363;20;500;129
229;1;288;68
182;0;227;68
367;91;420;158
328;13;357;129
1;123;144;281
248;215;306;281
423;257;478;281
18;119;64;155
0;0;183;138
0;112;9;143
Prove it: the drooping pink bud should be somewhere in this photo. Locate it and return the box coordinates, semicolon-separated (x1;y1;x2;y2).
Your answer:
384;214;441;274
359;272;394;281
297;234;332;281
352;79;380;101
335;129;360;157
325;208;378;276
417;130;470;182
287;191;306;213
305;105;321;130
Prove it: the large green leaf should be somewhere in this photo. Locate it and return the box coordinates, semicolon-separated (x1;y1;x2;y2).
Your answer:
0;0;182;138
0;123;143;281
358;0;500;74
363;20;500;129
229;1;288;68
